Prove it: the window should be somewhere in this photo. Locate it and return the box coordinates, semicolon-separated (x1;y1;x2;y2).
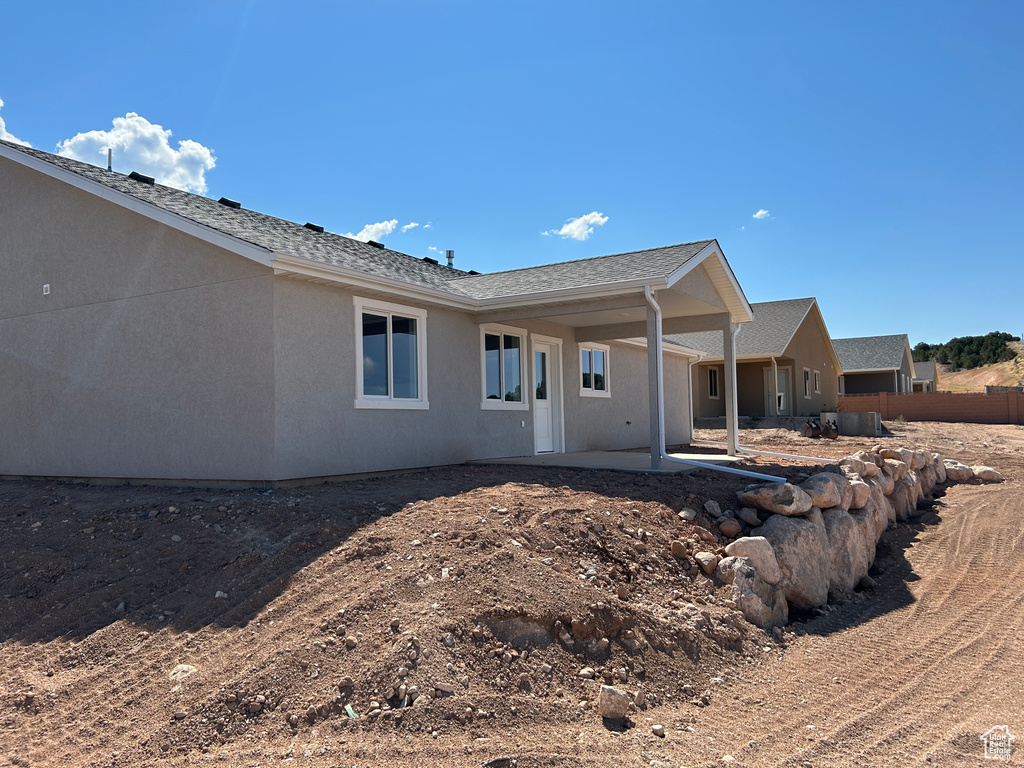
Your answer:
708;367;719;399
813;369;821;394
354;297;428;409
580;343;610;397
480;324;528;410
803;367;811;399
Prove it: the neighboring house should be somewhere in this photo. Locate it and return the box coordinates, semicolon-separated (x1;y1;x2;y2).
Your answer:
912;360;938;392
833;334;916;394
667;298;841;419
0;140;753;482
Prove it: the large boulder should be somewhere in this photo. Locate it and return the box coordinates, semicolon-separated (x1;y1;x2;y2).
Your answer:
725;536;783;585
873;464;895;495
932;453;947;484
821;507;874;597
857;495;888;542
880;447;915;467
736;483;813;517
802;472;850;511
890;476;919;521
972;466;1004;483
864;475;896;526
845;474;871;510
759;512;830;610
850;451;880;477
716;556;788;629
882;458;908;482
943;460;974;483
918;463;937;496
911;450;929;471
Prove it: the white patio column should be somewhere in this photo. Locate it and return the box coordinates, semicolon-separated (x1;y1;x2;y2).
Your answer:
723;320;740;456
647;302;663;470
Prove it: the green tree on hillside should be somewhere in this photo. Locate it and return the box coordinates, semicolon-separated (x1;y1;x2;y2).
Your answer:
913;332;1020;371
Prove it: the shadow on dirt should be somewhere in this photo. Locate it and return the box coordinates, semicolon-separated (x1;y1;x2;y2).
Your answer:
794;486;950;638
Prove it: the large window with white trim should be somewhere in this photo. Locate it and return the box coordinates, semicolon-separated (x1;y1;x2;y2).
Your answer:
480;324;528;409
580;343;610;397
354;297;428;409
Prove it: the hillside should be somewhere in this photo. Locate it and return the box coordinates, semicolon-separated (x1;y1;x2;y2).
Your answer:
936;340;1024;392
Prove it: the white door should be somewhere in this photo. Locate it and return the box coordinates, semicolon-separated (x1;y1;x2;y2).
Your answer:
533;343;555;453
765;367;791;415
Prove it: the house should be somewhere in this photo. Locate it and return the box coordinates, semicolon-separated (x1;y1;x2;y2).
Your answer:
912;360;938;392
666;298;841;419
0;139;754;483
833;334;916;394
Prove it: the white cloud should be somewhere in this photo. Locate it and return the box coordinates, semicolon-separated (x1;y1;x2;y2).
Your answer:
0;98;31;147
345;219;398;242
752;209;770;220
401;221;419;233
543;211;609;241
56;112;215;193
428;246;440;252
423;222;432;229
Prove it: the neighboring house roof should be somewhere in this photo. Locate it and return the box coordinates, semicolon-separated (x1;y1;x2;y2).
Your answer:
833;334;912;372
913;360;937;381
0;140;750;319
666;298;815;358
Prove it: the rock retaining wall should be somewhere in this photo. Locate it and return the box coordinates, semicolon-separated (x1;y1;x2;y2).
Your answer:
707;450;1003;629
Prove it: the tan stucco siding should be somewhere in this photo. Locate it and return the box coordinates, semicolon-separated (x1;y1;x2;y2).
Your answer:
692;363;726;418
271;278;691;479
0;159;277;480
736;362;766;417
783;313;840;415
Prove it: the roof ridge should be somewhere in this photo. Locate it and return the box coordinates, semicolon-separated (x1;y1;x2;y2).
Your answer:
447;239;714;281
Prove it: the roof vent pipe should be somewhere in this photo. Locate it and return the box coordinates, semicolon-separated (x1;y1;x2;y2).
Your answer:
446;249;454;268
106;148;112;173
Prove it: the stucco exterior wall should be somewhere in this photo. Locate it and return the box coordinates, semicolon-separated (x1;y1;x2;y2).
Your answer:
271;277;691;479
783;313;840;415
692;363;726;418
736;362;766;417
0;157;277;480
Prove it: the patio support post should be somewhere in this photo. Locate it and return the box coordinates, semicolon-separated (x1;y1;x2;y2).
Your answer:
723;320;740;456
646;301;663;470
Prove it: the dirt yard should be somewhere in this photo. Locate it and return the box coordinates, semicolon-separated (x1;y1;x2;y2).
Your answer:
1;421;1022;767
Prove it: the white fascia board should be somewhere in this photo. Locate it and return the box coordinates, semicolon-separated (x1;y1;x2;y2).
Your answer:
0;143;275;267
665;240;754;323
469;277;667;310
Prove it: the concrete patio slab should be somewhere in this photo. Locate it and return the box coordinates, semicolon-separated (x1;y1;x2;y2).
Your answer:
468;450;739;474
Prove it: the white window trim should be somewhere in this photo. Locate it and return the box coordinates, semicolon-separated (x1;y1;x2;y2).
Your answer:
480;323;529;411
803;367;812;399
579;342;611;398
813;369;821;394
354;296;429;410
708;367;720;400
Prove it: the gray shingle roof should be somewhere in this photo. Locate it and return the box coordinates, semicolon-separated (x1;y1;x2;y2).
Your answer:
664;298;816;358
832;334;909;371
913;360;936;381
447;241;712;299
1;140;475;295
1;140;717;304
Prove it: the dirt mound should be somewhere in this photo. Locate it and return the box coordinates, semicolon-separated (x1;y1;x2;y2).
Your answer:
0;468;783;766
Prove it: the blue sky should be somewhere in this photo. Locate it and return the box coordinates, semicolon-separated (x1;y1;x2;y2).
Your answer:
2;2;1021;344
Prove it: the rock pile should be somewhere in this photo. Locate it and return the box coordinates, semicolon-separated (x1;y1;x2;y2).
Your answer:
715;448;1001;629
